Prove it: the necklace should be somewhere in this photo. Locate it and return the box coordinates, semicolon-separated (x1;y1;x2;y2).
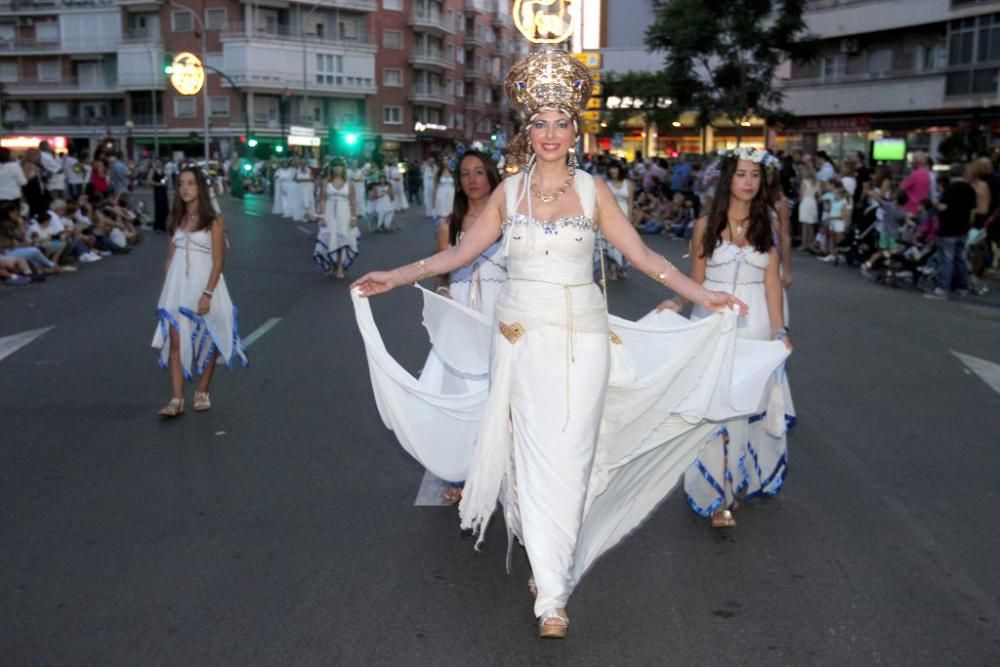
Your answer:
728;215;749;238
531;174;574;203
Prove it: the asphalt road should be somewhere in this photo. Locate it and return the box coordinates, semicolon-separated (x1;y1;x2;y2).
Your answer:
2;193;998;666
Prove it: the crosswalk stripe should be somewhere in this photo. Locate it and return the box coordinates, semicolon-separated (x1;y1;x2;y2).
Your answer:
243;317;281;349
0;326;54;364
414;470;452;506
952;350;1000;396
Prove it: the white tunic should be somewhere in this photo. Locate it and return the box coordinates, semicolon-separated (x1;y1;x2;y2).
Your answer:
600;178;630;269
152;228;248;378
685;241;795;515
352;172;788;617
433;173;455;218
314;181;359;271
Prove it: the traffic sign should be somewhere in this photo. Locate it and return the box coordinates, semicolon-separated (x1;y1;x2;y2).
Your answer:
573;52;602;69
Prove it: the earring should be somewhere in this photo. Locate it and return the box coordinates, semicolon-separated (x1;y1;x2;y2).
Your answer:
567;147;577;177
526;149;537;174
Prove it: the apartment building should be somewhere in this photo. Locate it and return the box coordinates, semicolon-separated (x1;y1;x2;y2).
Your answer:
0;0;517;160
775;0;1000;161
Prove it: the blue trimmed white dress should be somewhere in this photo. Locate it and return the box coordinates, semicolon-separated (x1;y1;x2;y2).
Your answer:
314;180;359;272
152;228;248;379
352;171;789;619
684;241;795;517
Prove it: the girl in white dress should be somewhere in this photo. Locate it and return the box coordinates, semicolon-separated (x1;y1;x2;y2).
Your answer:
798;164;819;251
601;161;632;280
371;174;395;232
422;157;437;212
423;149;505;504
661;150;794;528
314;160;358;279
272;161;288;216
352;52;779;639
292;160;314;222
152;167;247;417
348;161;367;223
432;164;455;221
387;161;409;211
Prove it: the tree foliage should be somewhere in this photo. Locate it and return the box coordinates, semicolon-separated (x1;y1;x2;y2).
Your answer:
645;0;817;128
601;70;678;135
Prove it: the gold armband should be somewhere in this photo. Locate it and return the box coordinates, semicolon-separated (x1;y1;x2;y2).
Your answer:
414;259;436;282
648;254;677;286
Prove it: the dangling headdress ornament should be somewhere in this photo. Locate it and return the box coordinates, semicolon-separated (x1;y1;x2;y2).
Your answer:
504;49;593;126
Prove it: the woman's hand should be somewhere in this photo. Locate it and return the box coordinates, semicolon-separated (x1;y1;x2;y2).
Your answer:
781;271;793;288
351;270;401;297
697;288;748;317
197;294;211;315
774;330;793;351
655;297;681;313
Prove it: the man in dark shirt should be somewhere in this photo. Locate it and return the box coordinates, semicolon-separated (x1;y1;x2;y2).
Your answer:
928;165;976;298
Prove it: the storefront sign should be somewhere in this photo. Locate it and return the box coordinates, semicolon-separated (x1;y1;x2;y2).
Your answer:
287;135;321;147
169;52;205;96
289;125;316;137
514;0;577;44
794;115;871;131
1;135;68;151
414;122;448;132
605;96;672;110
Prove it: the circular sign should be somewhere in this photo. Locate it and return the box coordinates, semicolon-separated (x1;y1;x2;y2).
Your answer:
513;0;576;45
170;52;205;96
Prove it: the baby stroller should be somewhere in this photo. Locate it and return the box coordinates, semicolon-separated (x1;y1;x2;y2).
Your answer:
841;203;880;267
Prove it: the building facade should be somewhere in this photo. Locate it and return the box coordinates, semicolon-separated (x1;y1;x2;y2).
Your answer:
0;0;518;160
775;0;1000;162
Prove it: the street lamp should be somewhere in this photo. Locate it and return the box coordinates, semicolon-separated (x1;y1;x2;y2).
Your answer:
167;1;210;162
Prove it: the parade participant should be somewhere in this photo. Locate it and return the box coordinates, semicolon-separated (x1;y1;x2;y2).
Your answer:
432;160;455;223
422;148;505;505
659;149;795;529
352;50;787;639
387;160;409;211
272;161;290;217
146;159;169;233
291;159;314;223
422;157;438;212
600;161;632;280
152;167;247;417
314;159;358;279
348;160;367;222
370;174;395;232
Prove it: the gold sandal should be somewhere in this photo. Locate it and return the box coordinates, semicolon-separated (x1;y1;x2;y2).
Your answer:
193;391;211;412
537;609;569;639
711;508;736;529
158;398;184;418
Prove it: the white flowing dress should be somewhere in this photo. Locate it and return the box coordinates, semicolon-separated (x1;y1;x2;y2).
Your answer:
433;173;455;219
314;181;359;271
388;165;409;211
152;228;248;378
599;178;630;271
349;168;367;218
685;241;795;516
352;172;788;617
272;168;287;215
422;164;436;211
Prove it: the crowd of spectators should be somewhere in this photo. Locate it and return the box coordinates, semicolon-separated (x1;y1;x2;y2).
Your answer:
0;143;147;287
577;147;999;299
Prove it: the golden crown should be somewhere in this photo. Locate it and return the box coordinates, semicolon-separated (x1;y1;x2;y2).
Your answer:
504;50;593;123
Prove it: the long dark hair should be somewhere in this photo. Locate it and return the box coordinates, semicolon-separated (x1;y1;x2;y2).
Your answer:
167;167;217;235
449;151;501;246
700;158;773;258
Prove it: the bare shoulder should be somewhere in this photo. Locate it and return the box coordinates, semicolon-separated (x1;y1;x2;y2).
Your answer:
692;215;709;236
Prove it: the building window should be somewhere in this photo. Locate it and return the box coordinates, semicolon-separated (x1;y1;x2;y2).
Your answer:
383;0;402;9
455;80;464;97
316;54;344;85
0;62;18;83
383;105;403;125
383;30;402;49
36;22;59;43
37;61;61;83
205;8;227;31
946;14;1000;95
46;101;70;118
210;96;230;117
339;17;360;41
866;48;892;75
172;10;194;33
383;68;403;87
820;54;845;83
174;97;196;118
455;112;464;130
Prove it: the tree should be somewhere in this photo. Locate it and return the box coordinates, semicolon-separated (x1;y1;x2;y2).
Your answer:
601;70;678;137
645;0;817;141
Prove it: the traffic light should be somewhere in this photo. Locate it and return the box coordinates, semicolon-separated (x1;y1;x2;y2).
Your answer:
344;132;358;146
275;145;284;154
242;162;252;172
247;137;259;148
163;54;174;76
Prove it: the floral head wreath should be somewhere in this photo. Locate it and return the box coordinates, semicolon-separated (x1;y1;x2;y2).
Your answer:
448;141;505;173
717;146;780;172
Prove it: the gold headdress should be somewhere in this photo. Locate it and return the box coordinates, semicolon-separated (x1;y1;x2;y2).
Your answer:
504;50;593;124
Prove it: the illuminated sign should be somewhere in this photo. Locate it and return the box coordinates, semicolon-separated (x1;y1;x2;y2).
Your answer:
1;136;68;151
287;136;322;147
414;122;448;132
513;0;577;45
289;125;316;137
169;52;205;96
605;96;673;110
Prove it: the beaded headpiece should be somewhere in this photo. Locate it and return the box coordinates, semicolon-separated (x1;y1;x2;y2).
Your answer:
504;50;593;124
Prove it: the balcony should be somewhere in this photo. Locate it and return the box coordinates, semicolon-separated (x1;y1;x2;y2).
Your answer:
803;0;995;39
410;8;457;36
221;22;375;51
304;0;377;10
121;28;163;45
0;114;128;131
492;1;513;28
464;97;487;112
409;48;455;71
0;37;61;54
117;41;166;90
464;64;491;81
409;83;453;106
779;68;950;116
3;76;120;96
465;0;490;12
223;38;376;96
465;28;488;48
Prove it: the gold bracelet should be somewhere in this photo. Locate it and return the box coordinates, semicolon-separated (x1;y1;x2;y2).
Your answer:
648;254;676;286
414;259;436;282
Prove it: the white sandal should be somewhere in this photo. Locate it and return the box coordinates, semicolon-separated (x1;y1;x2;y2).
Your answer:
193;391;211;412
537;608;569;639
158;398;184;418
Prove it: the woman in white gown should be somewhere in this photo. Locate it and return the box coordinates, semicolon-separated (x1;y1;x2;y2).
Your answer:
314;159;359;279
421;149;505;504
352;51;786;638
348;161;367;223
152;167;248;417
422;157;438;212
292;159;315;223
660;149;795;528
387;161;409;211
271;161;289;216
600;161;632;279
432;163;455;222
371;174;395;232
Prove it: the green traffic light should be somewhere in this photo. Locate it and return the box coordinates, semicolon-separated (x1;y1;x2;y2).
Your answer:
275;145;284;153
242;163;252;172
344;133;358;146
164;65;174;75
247;138;258;148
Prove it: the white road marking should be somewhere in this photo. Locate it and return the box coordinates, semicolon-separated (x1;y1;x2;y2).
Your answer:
415;470;453;506
243;317;281;349
0;326;54;363
952;350;1000;396
296;226;312;235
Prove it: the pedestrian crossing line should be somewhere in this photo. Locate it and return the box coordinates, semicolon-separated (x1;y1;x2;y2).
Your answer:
415;470;451;506
243;317;282;349
296;226;312;235
952;350;1000;397
0;326;54;364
